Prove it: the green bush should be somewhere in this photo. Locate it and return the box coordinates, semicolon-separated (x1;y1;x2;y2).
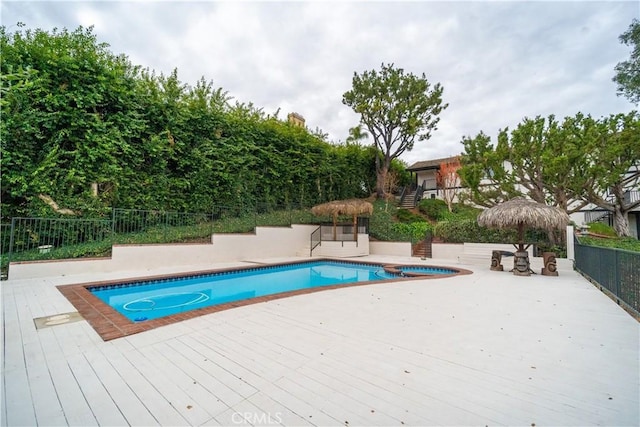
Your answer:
579;236;640;252
451;204;481;220
418;199;449;221
396;209;426;223
586;221;617;237
434;219;546;243
434;219;514;243
390;222;432;243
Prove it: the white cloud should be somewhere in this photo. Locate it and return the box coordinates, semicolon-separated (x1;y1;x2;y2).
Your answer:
2;0;637;166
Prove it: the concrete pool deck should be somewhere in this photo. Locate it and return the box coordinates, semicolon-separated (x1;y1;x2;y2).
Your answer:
2;256;639;426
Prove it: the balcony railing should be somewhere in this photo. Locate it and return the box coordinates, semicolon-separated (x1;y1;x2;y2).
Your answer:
624;190;640;205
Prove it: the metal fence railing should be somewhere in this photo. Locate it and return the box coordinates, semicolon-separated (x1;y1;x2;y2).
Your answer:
1;223;11;256
308;218;370;255
310;226;321;256
112;209;218;244
1;217;114;278
574;239;639;316
1;204;328;279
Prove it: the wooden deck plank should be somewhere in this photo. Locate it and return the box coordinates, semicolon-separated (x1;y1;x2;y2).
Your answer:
178;333;271;389
284;372;401;426
295;363;436;426
65;353;129;426
2;368;38;426
141;341;233;418
191;328;294;383
243;391;315;426
252;380;344;426
2;256;638;426
22;340;67;425
272;376;372;426
45;357;98;426
2;292;27;372
83;349;159;426
166;337;259;399
97;343;190;426
122;344;216;425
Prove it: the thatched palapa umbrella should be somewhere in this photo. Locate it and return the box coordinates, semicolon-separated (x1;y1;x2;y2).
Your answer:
311;199;374;241
477;198;570;252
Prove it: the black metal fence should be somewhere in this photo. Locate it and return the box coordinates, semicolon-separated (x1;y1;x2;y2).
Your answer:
317;219;369;243
574;239;640;316
0;205;368;279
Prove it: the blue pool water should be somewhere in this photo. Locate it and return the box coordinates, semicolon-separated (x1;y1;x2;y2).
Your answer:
90;261;399;322
398;266;457;275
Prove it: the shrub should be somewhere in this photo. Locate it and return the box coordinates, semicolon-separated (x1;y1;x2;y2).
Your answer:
418;199;449;221
451;204;481;220
396;209;426;223
390;222;433;243
586;221;617;237
579;236;640;252
434;219;514;243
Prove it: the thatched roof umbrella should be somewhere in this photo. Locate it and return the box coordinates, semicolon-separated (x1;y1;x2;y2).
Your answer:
311;199;374;241
477;198;570;251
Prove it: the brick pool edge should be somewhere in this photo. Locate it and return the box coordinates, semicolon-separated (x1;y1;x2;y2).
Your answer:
57;259;472;341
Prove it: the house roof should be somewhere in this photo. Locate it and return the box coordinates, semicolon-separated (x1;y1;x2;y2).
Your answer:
407;155;460;171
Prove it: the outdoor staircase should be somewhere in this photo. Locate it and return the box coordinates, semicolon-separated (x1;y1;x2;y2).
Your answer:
584;210;613;226
412;240;431;258
400;190;418;209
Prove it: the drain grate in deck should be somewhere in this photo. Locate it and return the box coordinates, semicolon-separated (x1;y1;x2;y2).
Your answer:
34;312;84;330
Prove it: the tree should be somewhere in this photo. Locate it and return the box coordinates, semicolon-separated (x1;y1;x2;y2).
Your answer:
0;25;145;217
436;157;461;212
580;112;640;236
457;131;520;208
1;24;383;219
458;112;640;237
459;115;592;214
342;63;448;198
345;124;369;146
613;19;640;105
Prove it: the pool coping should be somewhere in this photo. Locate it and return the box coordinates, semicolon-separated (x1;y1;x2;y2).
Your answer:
56;258;472;341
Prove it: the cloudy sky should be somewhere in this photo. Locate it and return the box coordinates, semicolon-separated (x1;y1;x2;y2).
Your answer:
2;1;638;165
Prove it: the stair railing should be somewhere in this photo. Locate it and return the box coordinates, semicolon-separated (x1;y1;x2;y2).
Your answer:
398;186;408;205
584;210;613;225
413;182;425;206
310;226;321;256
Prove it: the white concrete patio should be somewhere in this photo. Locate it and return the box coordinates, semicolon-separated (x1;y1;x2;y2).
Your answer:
2;256;639;426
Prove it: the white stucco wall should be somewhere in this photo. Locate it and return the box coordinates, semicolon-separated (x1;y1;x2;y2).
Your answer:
432;242;535;263
416;170;437;190
431;243;464;260
313;235;369;257
8;225;318;280
369;241;412;257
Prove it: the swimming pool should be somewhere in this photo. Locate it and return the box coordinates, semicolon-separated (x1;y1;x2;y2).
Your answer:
90;260;400;322
58;259;471;340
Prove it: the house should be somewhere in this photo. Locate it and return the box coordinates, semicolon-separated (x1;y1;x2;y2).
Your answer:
402;156;463;208
287;112;305;127
579;191;640;239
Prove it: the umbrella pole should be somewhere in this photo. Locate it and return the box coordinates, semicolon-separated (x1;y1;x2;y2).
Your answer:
333;213;337;241
518;222;524;251
353;215;357;242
